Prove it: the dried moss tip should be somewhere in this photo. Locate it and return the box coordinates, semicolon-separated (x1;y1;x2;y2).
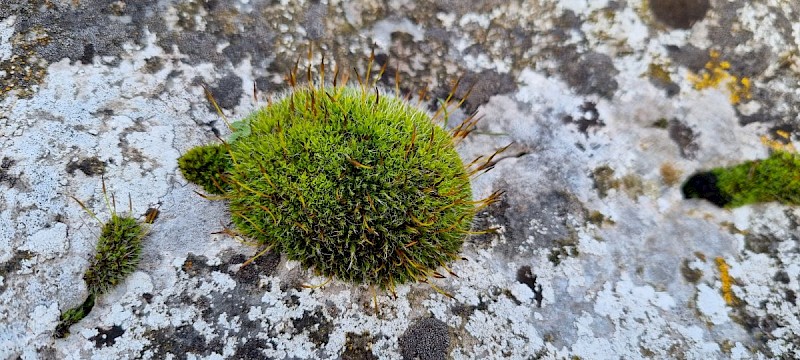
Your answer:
179;60;499;291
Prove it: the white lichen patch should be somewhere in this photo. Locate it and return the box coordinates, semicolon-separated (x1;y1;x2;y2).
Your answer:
696;284;730;325
0;16;14;62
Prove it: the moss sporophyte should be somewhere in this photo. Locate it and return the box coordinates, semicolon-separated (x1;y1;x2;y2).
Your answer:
55;180;149;338
179;54;504;297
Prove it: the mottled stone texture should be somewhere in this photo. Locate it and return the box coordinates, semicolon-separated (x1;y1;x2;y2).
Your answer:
2;0;800;359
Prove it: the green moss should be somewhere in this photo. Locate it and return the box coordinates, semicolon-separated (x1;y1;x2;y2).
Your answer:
83;215;145;295
56;192;147;338
180;84;480;291
651;118;669;129
178;144;232;195
713;151;800;207
54;294;95;338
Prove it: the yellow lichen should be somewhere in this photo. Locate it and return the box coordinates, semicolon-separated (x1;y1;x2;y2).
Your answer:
715;257;737;306
689;50;752;104
760;130;796;153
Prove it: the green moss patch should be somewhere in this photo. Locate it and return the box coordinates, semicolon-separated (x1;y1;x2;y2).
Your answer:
682;151;800;208
56;196;147;338
178;144;232;195
180;83;485;291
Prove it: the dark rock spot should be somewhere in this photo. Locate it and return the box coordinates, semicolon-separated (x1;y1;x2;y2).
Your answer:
207;74;243;110
559;52;619;98
704;2;757;55
547;246;579;266
726;47;771;79
284;294;301;308
454;70;517;114
680;259;703;283
450;303;476;318
142;251;278;357
0;157;19;188
230;251;281;286
481;180;586;259
143;57;165;73
773;271;791;284
6;0;159;64
142;293;153;304
89;325;125;348
66;156;106;177
476;299;489;311
182;253;222;277
786;290;796;306
744;233;781;255
233;337;273;360
166;324;217;355
681;171;730;207
80;43;95;64
652;118;670;129
666;44;709;72
667;119;699;159
155;1;278;67
646;63;680;97
563;101;603;135
166;32;219;65
649;0;710;29
144;321;226;358
399;317;450;360
768;124;796;145
292;309;333;346
0;251;34;293
255;75;286;95
342;332;378;360
516;266;543;307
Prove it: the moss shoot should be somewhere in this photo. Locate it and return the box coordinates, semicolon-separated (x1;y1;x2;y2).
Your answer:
180;66;498;292
56;193;147;338
177;144;231;195
83;215;145;294
682;151;800;208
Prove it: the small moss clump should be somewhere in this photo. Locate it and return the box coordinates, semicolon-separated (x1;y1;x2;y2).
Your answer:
177;144;231;194
682;151;800;208
83;215;145;294
55;194;147;338
180;68;497;292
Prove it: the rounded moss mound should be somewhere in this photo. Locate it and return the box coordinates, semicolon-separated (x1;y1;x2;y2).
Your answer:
180;84;480;290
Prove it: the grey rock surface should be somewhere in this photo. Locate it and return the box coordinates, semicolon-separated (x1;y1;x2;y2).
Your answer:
1;0;799;359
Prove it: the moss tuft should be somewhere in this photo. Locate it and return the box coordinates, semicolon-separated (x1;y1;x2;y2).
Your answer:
714;151;800;207
178;144;232;195
83;215;145;295
55;188;148;338
179;72;496;292
683;151;800;207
